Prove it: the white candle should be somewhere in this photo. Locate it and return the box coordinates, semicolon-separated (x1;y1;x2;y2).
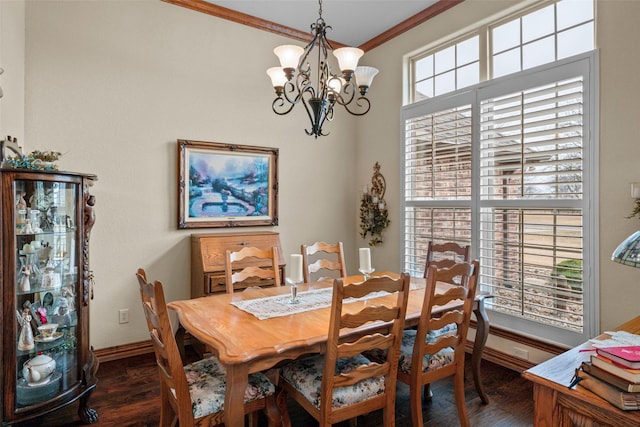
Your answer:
632;183;640;199
289;254;303;284
359;248;371;272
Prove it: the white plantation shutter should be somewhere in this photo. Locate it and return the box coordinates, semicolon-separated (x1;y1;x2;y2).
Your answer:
403;98;474;277
401;53;598;345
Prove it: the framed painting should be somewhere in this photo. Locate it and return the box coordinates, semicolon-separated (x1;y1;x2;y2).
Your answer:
177;140;279;229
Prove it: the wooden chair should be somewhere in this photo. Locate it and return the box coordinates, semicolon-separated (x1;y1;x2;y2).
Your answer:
277;273;411;427
224;246;281;293
301;241;347;283
397;261;479;427
423;242;492;404
423;241;471;276
135;268;281;427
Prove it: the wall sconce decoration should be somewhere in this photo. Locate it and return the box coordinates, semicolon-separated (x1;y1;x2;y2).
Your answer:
360;162;389;246
627;182;640;219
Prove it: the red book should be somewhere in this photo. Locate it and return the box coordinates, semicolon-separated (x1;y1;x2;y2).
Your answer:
596;346;640;369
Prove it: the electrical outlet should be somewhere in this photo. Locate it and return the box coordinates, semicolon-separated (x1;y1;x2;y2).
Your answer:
513;347;529;360
119;309;129;324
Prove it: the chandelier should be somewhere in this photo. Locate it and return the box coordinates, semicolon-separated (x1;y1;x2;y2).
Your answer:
266;0;379;138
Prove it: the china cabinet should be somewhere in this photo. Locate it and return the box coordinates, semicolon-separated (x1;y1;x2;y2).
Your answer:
1;168;98;425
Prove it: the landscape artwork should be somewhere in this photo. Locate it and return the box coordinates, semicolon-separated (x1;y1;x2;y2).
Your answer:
178;140;279;228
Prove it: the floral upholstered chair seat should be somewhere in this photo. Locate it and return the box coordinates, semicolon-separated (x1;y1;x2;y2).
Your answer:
280;354;385;409
364;323;457;366
397;328;455;374
182;356;275;418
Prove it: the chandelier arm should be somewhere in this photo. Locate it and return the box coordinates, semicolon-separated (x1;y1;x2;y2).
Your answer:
271;96;296;116
281;80;303;106
341;96;372;116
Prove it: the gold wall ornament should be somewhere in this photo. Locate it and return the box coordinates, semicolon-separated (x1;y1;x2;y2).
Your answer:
360;162;390;246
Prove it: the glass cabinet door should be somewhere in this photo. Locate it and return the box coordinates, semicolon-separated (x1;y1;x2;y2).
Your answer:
14;178;80;407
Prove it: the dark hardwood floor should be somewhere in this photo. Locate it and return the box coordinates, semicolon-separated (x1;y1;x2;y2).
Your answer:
21;348;533;427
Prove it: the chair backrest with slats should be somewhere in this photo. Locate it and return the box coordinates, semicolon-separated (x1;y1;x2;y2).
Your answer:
414;261;479;382
224;246;281;293
423;241;471;278
301;241;347;283
321;273;410;424
135;269;193;425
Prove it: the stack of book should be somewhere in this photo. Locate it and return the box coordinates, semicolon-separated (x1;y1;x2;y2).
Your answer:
577;345;640;410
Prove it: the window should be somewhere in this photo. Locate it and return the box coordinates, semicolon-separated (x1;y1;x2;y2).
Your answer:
403;0;596;346
409;0;595;103
412;36;480;102
491;1;595;78
402;52;598;346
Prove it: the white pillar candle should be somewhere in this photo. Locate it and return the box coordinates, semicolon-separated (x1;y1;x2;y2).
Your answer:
359;248;371;272
289;254;303;283
632;183;640;199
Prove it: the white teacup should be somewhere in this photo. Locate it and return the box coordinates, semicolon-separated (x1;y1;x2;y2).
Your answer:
37;323;58;338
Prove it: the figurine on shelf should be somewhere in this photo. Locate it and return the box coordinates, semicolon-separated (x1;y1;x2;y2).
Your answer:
41;260;60;289
51;297;71;327
20;219;34;234
18;264;31;292
16;192;27;211
17;308;34;351
61;285;76;312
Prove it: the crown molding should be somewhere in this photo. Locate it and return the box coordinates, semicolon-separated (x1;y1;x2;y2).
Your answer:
162;0;465;52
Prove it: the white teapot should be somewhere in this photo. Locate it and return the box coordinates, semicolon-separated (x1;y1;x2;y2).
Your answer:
22;353;56;385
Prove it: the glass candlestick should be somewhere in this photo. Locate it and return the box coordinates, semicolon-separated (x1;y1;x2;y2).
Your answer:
285;278;300;304
359;268;375;281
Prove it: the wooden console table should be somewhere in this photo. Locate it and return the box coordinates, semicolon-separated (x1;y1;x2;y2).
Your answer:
190;231;285;298
522;316;640;427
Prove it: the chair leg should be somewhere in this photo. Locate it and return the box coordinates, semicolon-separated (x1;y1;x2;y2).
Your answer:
264;394;283;427
248;412;258;427
159;387;174;427
422;384;433;401
276;387;291;427
453;369;470;427
409;379;424;427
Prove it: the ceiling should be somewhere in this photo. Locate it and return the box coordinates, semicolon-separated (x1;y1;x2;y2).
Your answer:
203;0;441;47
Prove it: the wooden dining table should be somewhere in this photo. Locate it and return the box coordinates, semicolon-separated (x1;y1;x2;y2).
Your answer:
167;272;491;427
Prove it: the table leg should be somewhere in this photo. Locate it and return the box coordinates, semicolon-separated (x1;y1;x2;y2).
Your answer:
224;364;249;427
472;295;492;404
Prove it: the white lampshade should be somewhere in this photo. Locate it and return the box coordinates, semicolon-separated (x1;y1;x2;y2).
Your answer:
333;47;364;72
355;66;379;88
273;45;304;69
326;76;344;93
266;67;287;88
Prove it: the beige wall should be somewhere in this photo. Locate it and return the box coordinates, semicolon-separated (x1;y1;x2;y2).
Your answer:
21;0;359;349
0;0;25;142
4;0;639;356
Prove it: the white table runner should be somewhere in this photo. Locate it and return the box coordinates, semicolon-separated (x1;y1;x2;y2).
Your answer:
231;279;424;320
